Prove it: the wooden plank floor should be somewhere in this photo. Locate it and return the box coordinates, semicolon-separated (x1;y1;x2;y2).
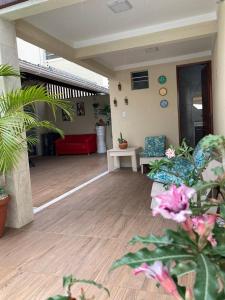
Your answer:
0;170;177;300
30;154;107;207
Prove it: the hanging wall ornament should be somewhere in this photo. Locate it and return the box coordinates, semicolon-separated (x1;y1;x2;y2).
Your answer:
159;87;168;96
158;75;167;85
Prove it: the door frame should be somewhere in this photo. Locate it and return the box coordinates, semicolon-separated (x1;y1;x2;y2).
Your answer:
176;60;213;144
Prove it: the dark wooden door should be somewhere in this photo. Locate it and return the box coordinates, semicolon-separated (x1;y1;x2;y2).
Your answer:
201;63;213;135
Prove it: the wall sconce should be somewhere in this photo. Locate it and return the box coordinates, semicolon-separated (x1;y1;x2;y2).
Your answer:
113;98;118;107
124;97;128;105
118;82;122;91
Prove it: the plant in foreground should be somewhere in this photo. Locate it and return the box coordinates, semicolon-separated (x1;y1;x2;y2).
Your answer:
0;64;74;237
47;275;110;300
111;135;225;300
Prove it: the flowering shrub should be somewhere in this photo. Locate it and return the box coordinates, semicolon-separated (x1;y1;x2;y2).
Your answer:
111;135;225;300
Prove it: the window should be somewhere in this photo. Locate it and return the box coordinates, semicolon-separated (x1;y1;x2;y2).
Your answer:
131;70;149;90
0;0;28;9
45;51;59;60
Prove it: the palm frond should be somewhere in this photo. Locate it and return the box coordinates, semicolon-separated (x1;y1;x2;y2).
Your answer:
0;64;75;174
0;64;20;77
0;85;73;121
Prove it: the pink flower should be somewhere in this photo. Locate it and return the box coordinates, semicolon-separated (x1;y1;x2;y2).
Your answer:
192;214;216;235
182;215;217;248
165;148;176;159
207;233;217;247
134;262;181;299
192;214;217;247
153;185;195;223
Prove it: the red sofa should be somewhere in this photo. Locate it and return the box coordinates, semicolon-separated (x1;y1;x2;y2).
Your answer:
55;134;97;155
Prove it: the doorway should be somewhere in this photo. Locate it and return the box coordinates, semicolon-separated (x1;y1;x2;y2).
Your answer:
177;61;213;147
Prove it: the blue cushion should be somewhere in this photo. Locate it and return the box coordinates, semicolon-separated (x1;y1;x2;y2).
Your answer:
148;157;196;186
144;135;166;157
148;170;184;186
160;157;195;178
193;139;211;169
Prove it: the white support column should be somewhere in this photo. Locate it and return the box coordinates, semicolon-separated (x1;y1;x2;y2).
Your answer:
0;18;33;228
213;1;225;134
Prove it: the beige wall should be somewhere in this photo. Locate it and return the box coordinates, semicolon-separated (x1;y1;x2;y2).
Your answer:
212;37;219;134
109;57;212;154
212;2;225;135
48;94;112;149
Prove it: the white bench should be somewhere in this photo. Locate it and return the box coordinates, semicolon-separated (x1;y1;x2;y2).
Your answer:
107;147;140;172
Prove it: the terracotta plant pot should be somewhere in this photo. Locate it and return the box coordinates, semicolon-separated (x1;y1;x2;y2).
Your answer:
0;196;10;238
119;142;128;149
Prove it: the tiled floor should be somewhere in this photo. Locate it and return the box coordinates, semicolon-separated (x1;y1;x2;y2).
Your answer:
30;154;107;207
0;170;177;300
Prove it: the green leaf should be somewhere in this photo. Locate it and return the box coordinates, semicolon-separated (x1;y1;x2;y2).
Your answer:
0;64;20;77
63;275;74;289
220;204;225;220
62;275;109;297
111;247;194;271
165;229;197;249
216;292;225;300
171;261;197;277
212;166;225;177
129;234;172;246
194;254;218;300
72;279;110;297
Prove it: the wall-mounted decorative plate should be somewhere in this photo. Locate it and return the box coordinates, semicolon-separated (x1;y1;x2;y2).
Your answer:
160;99;169;108
159;87;168;96
158;75;167;85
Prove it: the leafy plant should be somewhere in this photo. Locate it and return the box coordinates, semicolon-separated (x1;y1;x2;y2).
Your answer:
0;64;73;174
111;135;225;300
118;132;127;144
47;275;109;300
175;139;194;161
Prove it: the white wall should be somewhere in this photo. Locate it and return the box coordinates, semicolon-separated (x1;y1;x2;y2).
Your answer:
109;56;211;166
47;94;112;150
17;38;45;65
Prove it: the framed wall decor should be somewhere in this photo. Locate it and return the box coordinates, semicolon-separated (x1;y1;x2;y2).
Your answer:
76;101;85;116
159;87;168;96
160;99;169;108
158;75;167;85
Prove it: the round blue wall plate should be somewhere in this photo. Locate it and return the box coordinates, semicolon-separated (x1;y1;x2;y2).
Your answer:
160;99;168;108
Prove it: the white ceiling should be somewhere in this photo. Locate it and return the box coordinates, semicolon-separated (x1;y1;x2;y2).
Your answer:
25;0;217;48
94;36;214;70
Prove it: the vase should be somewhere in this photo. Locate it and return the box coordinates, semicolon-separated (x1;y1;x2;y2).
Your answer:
119;142;128;149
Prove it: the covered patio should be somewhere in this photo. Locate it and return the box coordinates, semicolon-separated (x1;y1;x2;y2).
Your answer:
0;0;225;299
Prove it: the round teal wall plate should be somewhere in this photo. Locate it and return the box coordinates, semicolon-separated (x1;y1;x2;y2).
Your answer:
160;99;168;108
158;75;167;85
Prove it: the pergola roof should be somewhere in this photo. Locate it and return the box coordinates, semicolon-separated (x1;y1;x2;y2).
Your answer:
19;59;109;95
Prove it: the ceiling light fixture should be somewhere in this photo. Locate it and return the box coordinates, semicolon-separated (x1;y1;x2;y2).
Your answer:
107;0;132;14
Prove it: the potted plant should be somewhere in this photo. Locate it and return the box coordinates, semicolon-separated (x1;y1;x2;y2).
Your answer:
0;187;10;237
0;64;73;237
118;132;128;149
